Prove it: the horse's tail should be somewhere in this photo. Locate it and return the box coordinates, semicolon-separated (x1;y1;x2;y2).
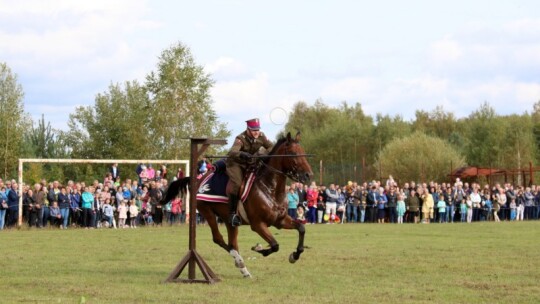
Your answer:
161;177;191;204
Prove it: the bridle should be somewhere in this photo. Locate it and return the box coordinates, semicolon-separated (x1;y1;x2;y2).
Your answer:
256;144;308;183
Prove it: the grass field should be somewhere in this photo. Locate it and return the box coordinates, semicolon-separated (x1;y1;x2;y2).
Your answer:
1;221;539;303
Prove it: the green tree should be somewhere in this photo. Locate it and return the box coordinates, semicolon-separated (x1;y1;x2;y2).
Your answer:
462;102;506;167
145;42;230;159
24;114;69;159
412;105;458;141
65;81;152;159
0;63;29;179
376;132;466;182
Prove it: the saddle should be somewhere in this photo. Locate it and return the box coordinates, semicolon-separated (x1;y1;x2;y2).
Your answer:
196;160;256;204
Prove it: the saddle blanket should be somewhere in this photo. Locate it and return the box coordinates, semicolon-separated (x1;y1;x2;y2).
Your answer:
196;163;255;203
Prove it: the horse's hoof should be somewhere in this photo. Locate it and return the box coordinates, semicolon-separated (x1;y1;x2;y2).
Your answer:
289;253;298;264
240;267;252;278
251;243;263;252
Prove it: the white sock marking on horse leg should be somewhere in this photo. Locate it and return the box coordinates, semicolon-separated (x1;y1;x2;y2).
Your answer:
229;249;245;268
240;267;251;278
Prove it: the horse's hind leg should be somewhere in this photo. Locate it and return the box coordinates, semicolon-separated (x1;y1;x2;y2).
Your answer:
278;216;305;263
224;223;252;278
198;203;229;252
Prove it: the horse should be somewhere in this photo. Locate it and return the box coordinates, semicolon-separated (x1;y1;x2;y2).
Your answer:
162;132;313;278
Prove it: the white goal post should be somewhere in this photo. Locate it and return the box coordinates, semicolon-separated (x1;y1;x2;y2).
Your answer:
17;158;190;227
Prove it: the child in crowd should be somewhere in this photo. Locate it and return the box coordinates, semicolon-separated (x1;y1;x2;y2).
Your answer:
296;205;306;224
396;194;406;224
460;196;468;223
49;201;62;227
129;200;139;228
509;198;517;221
117;201;127;228
466;195;473;223
437;196;446;223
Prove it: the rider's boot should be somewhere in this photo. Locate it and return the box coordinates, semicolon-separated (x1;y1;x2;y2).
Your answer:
228;194;241;227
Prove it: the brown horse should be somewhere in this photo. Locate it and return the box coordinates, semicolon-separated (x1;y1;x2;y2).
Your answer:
163;132;313;277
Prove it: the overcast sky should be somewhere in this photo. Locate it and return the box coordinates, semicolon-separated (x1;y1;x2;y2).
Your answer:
1;0;540;146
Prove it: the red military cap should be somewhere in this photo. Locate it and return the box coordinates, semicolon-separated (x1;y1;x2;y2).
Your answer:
246;118;260;130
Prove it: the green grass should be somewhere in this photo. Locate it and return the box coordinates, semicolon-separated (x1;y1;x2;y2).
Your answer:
1;222;539;303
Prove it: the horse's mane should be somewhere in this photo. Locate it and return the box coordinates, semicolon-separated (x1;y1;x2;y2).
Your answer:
266;136;288;158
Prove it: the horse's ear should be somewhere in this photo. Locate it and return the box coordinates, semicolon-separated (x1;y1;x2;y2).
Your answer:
295;131;301;142
286;132;292;143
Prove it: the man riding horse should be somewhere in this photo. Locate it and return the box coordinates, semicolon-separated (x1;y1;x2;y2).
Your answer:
226;118;273;226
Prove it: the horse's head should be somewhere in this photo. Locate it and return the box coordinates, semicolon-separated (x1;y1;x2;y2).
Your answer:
267;132;313;184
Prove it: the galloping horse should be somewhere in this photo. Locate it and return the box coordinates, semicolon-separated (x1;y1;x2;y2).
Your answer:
162;132;313;277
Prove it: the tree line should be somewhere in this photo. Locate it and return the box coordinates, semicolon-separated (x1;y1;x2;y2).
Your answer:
284;100;540;184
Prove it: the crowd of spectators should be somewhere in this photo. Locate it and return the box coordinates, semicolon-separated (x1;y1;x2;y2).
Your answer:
2;162;540;230
0;163;188;230
287;176;540;224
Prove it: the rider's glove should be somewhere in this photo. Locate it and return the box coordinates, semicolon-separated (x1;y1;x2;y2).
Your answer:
239;151;251;161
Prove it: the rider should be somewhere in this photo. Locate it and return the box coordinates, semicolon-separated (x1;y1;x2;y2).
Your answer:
226;118;273;227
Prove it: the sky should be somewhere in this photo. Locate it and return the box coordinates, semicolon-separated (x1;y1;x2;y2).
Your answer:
1;0;540;148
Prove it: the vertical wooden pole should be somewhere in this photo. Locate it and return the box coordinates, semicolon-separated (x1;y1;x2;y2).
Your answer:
319;160;323;186
164;138;226;284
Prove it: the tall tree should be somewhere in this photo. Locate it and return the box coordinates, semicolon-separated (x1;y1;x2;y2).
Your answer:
0;63;29;179
145;42;230;159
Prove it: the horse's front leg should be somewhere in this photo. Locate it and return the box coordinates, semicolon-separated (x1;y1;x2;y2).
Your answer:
278;216;305;263
250;223;280;257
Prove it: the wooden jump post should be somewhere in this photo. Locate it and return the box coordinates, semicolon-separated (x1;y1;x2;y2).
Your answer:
164;137;227;284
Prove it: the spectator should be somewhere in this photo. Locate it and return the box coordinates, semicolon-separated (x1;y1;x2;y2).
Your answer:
102;199;114;228
470;188;482;223
306;182;318;224
25;189;38;227
109;163;120;182
7;182;20;228
459;195;467;223
437;196;446;223
325;184;339;223
287;185;299;220
366;184;379;223
49;201;62;227
377;187;387;224
524;187;535;220
81;186;94;229
0;186;7;230
69;186;82;227
117;200;128;228
386;186;398;223
509;198;517;221
139;165;149;184
316;195;325;224
147;164;156;181
170;197;182;225
57;187;70;229
421;190;434;224
336;187;346;223
129;200;139;228
176;167;184;180
396;193;406;224
160;164;168;180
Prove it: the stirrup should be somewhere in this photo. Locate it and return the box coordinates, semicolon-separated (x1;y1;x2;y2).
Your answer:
230;214;241;227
